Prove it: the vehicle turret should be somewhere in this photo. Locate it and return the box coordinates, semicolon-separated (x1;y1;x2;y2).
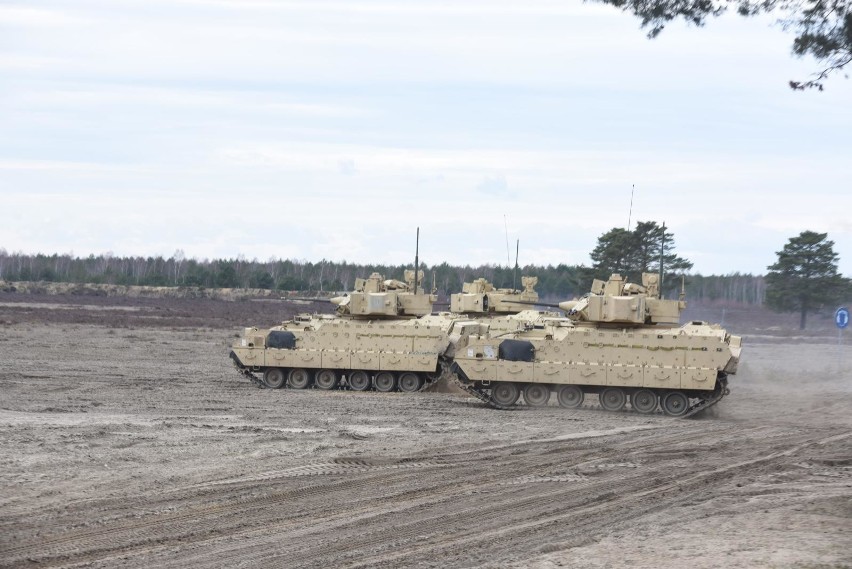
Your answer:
562;273;685;326
329;270;437;318
450;276;540;315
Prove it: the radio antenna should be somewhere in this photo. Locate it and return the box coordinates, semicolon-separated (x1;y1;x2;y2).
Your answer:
658;221;665;299
513;239;519;291
414;227;420;294
504;214;511;266
627;184;635;231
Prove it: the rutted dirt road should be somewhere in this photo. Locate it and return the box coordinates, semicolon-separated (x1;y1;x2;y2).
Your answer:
0;297;850;568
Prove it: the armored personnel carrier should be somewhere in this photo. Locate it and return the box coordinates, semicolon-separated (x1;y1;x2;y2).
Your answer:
229;269;459;392
230;268;740;417
229;270;558;392
451;273;742;416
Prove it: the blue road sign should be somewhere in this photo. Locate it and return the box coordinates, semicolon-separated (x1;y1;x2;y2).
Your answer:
836;307;850;329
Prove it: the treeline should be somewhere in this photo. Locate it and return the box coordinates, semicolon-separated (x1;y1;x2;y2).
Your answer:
687;273;766;305
0;249;766;304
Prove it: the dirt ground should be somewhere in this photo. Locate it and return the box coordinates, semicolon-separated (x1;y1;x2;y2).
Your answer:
0;295;850;568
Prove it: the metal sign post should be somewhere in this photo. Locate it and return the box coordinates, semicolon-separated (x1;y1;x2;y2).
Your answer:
836;307;849;372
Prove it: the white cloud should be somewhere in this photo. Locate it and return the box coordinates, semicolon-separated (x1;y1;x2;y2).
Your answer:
0;159;148;173
477;175;510;197
0;54;65;70
0;6;92;27
15;85;371;118
166;0;604;17
752;216;852;236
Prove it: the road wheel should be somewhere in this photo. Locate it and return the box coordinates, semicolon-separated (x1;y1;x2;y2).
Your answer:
348;371;371;391
288;368;311;389
662;391;690;416
491;382;520;406
523;384;550;407
557;385;584;409
263;368;286;389
374;372;396;392
631;389;658;414
315;369;338;390
398;372;423;392
600;387;627;411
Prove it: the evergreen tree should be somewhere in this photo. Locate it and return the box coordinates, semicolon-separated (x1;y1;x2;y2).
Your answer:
590;228;635;278
590;0;851;90
765;231;849;329
590;221;692;292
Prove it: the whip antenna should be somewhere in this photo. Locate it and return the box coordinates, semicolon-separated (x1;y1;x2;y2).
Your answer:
627;184;635;231
504;214;511;266
513;239;519;291
658;221;665;299
414;227;419;294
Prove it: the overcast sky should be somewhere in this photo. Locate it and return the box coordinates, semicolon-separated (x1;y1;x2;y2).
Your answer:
2;0;850;275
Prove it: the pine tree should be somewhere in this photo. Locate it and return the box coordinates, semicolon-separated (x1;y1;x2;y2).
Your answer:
765;231;848;329
589;221;692;292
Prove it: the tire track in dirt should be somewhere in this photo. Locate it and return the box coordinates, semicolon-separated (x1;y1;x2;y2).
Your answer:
4;424;846;568
244;429;852;569
2;425;683;565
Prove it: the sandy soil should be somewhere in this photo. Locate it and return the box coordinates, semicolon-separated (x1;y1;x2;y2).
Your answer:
0;297;850;568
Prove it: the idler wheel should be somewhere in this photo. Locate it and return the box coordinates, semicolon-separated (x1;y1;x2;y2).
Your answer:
523;384;551;407
288;368;311;389
631;389;659;414
491;382;520;406
374;372;396;392
557;385;584;409
315;369;338;390
263;368;286;389
348;371;371;391
600;388;627;411
662;391;690;416
398;372;423;393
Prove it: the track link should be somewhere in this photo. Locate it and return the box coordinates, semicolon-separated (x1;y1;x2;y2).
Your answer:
234;359;449;393
233;360;265;388
453;379;517;410
682;378;729;418
450;366;730;418
420;357;451;392
235;358;728;418
449;362;516;410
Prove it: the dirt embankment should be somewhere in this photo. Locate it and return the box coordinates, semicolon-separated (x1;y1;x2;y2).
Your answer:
0;280;289;301
0;287;311;330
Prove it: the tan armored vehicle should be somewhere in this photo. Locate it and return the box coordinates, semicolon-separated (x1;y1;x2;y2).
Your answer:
451;273;742;417
230;268;740;417
229;272;552;392
230;269;458;392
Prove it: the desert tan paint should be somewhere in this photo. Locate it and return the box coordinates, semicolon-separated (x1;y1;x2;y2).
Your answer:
232;316;455;374
453;322;739;391
231;272;740;396
453;273;740;392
